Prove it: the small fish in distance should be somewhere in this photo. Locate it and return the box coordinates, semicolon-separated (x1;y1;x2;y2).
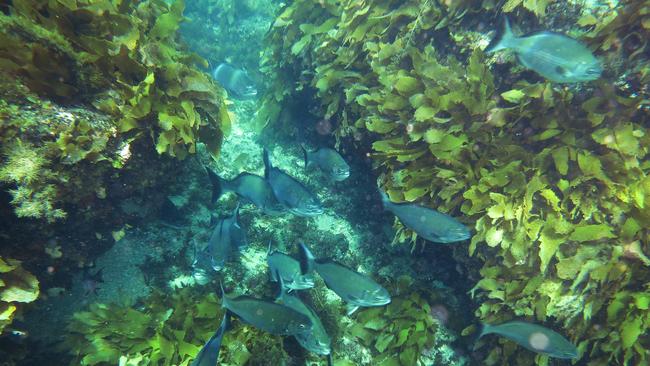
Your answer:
263;148;324;217
298;242;390;315
267;241;315;292
206;168;284;215
220;283;312;336
276;271;332;358
212;63;257;98
209;203;247;271
478;321;578;359
301;145;350;181
380;191;470;244
190;310;231;366
486;18;602;83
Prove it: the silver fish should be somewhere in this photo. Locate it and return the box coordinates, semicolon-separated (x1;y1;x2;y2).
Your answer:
209;203;247;271
276;272;331;357
298;242;390;315
486;18;602;83
479;321;578;359
212;63;257;98
267;241;315;292
190;311;231;366
220;283;312;336
206;168;284;215
263;148;324;217
380;191;470;244
302;145;350;181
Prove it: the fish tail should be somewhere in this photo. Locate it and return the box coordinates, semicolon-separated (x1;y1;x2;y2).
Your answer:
205;167;224;204
301;144;310;168
477;323;492;339
298;241;315;276
486;17;516;53
263;148;272;179
219;281;226;307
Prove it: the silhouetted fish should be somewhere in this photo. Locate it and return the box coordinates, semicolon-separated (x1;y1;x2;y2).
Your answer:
212;63;257;98
298;242;390;315
301;145;350;181
479;321;578;359
190;310;231;366
209;203;247;271
220;283;312;336
263;148;323;217
380;191;470;243
486;18;602;83
206;168;284;214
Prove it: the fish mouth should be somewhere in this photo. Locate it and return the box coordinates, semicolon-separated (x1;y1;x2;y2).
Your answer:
333;169;350;180
294;205;324;216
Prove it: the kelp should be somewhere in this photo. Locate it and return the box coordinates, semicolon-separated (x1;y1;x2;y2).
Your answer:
0;0;230;221
0;257;39;335
64;288;287;366
261;0;650;365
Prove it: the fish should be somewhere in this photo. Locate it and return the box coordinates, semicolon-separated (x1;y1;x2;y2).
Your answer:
276;271;331;357
486;18;602;83
205;168;284;215
298;242;390;315
263;148;324;217
81;267;103;296
190;310;231;366
208;203;247;271
380;191;470;244
211;63;257;98
190;239;213;285
478;321;578;359
220;283;312;336
267;241;315;292
301;145;350;181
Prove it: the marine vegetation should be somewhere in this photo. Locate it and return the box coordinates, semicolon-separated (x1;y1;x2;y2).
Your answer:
0;0;230;221
346;275;464;365
64;288;287;365
0;257;39;334
260;0;650;365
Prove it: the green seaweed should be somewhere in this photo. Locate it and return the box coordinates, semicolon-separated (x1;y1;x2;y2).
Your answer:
260;0;650;364
0;0;231;221
64;288;287;365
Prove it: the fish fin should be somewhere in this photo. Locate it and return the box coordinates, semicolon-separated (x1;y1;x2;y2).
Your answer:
486;17;516;53
298;242;315;276
346;304;359;316
378;190;390;209
301;144;310;168
275;270;286;300
267;239;273;255
219;281;227;307
205;167;224;204
263;148;272;179
327;354;333;366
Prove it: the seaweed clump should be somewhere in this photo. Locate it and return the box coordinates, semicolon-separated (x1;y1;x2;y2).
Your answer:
260;0;650;365
0;257;39;334
0;0;230;222
64;288;287;365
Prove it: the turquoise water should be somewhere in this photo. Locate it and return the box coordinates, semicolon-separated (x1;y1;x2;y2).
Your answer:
0;1;648;366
